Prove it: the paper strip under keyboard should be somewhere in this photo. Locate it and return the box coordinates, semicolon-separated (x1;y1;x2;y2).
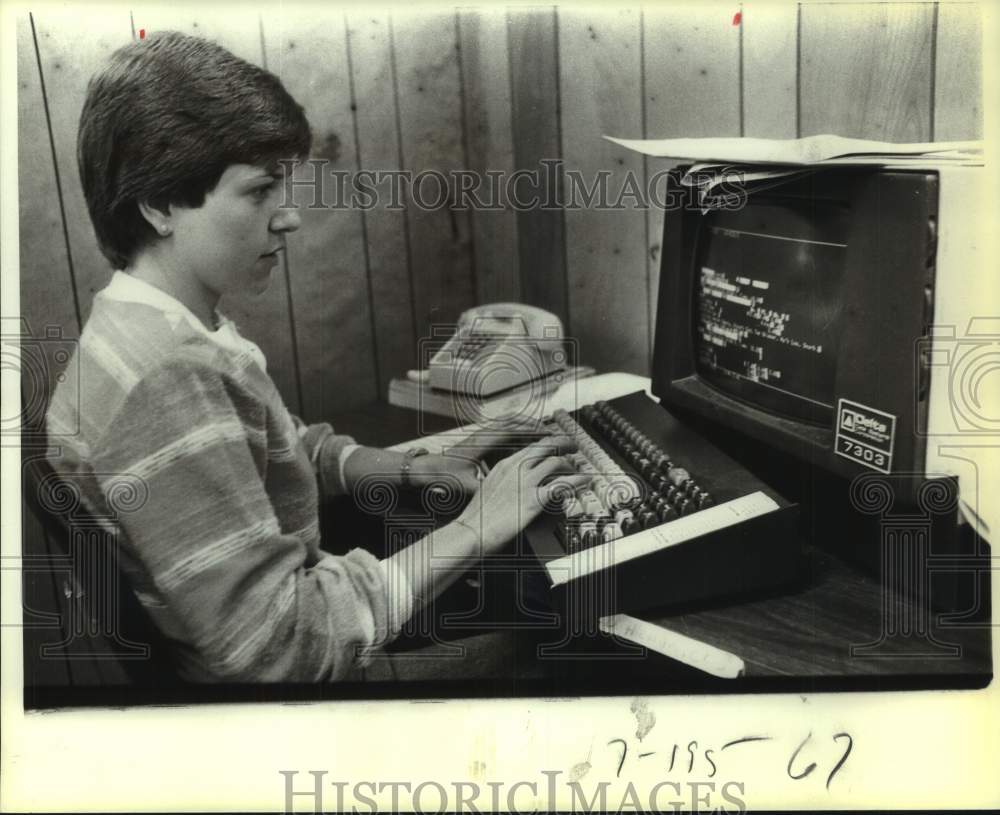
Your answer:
599;613;746;678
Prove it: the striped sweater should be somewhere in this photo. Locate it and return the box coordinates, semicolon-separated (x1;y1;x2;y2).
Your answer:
46;274;396;682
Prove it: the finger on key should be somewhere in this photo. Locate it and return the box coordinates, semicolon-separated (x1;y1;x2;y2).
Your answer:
513;434;578;467
543;474;593;500
531;454;584;482
445;424;547;459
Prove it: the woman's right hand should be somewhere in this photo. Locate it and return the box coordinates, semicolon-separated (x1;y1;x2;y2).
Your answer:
455;434;592;552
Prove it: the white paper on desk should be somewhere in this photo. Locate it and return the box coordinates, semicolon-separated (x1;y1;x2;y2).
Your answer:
604;133;984;165
599;614;746;678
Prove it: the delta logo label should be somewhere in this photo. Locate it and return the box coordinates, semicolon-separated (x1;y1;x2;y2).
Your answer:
840;410;887;436
835;398;896;473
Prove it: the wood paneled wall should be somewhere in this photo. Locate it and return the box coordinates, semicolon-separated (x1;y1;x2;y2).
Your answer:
19;2;982;418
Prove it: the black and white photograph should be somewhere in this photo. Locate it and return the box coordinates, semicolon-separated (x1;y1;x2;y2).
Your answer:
2;0;997;811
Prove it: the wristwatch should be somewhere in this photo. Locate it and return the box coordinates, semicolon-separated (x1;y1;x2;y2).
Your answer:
400;446;430;490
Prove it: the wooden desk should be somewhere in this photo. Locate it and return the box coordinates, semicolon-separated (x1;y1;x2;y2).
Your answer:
328;383;993;693
647;547;991;680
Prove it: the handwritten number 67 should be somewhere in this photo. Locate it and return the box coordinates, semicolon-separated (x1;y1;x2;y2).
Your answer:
787;732;853;790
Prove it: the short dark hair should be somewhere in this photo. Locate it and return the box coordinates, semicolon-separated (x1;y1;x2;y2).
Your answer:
77;31;312;269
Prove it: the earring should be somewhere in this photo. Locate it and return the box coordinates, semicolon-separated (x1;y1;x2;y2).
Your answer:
158;224;171;236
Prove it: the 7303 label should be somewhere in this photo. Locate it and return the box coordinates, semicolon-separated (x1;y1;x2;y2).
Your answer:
835;399;896;473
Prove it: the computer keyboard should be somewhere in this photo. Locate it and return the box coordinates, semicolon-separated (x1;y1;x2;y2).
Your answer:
541;403;717;553
523;390;803;615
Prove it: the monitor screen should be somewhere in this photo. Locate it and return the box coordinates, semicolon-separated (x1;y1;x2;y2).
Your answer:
693;197;850;424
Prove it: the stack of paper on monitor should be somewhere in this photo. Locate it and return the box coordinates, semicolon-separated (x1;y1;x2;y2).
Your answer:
604;133;984;166
606;135;984;208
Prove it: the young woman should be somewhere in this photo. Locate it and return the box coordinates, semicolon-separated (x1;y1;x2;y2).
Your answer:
46;31;587;682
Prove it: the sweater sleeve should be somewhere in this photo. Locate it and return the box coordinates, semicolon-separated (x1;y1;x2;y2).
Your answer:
293;416;358;498
90;354;388;683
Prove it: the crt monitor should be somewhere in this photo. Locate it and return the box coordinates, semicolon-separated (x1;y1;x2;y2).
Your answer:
652;163;992;530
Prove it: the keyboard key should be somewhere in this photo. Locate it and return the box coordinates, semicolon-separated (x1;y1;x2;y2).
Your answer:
668;467;692;488
658;503;678;522
566;527;581;552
